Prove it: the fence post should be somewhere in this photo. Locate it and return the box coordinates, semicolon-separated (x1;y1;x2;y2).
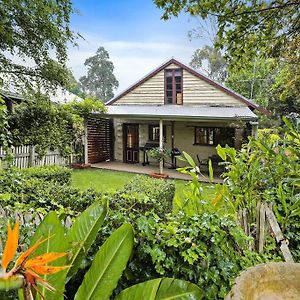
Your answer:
258;202;266;253
28;145;35;167
265;205;294;262
84;118;88;164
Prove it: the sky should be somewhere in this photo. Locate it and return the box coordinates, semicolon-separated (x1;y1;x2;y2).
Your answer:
68;0;211;94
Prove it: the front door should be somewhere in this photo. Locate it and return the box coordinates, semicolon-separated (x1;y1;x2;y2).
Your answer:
123;124;139;163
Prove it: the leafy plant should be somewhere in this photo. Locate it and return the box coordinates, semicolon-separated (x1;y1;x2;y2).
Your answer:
135;211;265;299
216;118;300;260
111;175;175;218
18;166;72;185
148;147;172;174
148;147;171;163
0;202;202;300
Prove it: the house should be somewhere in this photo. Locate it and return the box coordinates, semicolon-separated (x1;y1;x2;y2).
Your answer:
85;58;267;169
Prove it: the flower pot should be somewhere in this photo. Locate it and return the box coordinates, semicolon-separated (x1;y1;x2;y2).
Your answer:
71;163;91;169
149;172;169;179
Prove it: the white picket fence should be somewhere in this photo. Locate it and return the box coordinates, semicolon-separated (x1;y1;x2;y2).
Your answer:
0;145;70;169
0;206;73;252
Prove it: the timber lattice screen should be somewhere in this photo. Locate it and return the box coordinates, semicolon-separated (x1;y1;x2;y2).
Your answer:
87;117;113;164
0;145;70;169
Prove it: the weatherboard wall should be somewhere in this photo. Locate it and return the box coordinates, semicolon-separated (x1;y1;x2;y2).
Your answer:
112;63;246;107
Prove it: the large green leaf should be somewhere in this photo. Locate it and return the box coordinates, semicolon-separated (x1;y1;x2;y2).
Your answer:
66;201;107;280
74;223;134;300
116;278;202;300
30;212;68;300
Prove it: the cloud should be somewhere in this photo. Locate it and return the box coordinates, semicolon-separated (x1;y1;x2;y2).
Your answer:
67;34;197;93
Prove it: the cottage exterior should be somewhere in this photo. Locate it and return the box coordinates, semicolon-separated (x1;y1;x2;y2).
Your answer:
86;58;265;168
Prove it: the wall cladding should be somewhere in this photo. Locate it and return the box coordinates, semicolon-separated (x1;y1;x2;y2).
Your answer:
87;117;114;164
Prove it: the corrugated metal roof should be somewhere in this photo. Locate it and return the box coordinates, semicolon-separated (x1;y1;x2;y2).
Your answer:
101;105;258;121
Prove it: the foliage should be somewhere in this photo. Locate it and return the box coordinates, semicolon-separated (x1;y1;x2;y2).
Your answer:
226;57;299;121
63;176;175;297
135;211;265;299
190;45;227;83
66;70;87;99
148;147;172;174
174;152;223;216
66;202;107;280
0;204;202;300
79;47;119;102
155;0;300;66
0;95;13;167
9;95;105;158
226;58;277;108
0;0;76;92
71;173;266;300
116;278;202;300
20;165;72;185
9;96;75;157
63;96;106;118
271;59;300;115
0;167;101;214
156;0;300;117
148;147;171;163
110;175;175;218
217;118;300;260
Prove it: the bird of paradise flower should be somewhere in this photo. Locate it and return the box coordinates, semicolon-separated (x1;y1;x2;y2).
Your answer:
0;221;68;300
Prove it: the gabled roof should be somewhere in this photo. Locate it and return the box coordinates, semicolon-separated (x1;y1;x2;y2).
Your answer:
106;58;270;115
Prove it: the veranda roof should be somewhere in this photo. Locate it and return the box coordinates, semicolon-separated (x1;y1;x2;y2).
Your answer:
101;105;258;121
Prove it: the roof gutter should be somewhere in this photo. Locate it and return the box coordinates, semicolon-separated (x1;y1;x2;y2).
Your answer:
93;112;258;122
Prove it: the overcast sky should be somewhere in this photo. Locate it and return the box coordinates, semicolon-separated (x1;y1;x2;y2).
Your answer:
69;0;210;94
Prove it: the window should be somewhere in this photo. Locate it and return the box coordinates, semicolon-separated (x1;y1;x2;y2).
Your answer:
194;127;235;147
149;125;166;142
165;68;182;104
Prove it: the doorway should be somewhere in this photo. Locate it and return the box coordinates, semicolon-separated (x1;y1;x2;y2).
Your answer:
123;124;139;163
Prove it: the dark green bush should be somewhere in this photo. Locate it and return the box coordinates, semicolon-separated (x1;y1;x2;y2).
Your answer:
0;167;100;214
132;212;266;299
111;175;175;217
19;165;72;185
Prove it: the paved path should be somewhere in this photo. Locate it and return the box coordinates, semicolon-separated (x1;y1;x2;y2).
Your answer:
91;161;223;184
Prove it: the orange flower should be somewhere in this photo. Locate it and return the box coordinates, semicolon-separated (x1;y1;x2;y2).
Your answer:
2;221;19;272
1;221;69;298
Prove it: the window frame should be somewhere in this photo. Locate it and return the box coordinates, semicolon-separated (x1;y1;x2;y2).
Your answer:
148;124;166;142
164;68;183;105
194;127;235;147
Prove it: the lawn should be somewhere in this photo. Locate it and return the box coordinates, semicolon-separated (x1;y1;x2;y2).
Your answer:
71;168;216;199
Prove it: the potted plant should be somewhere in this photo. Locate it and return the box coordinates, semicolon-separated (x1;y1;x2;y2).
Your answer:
148;147;171;179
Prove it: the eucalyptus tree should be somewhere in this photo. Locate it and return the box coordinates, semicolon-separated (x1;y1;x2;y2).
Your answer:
79;47;119;102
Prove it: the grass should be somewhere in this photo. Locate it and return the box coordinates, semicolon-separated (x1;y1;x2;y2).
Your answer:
71;168;216;199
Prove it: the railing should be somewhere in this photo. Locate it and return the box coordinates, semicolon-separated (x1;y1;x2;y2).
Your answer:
0;145;70;168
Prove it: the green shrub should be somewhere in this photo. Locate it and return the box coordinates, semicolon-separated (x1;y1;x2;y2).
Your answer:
0;168;100;214
217;118;300;261
111;175;175;217
132;212;266;300
19;165;72;185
